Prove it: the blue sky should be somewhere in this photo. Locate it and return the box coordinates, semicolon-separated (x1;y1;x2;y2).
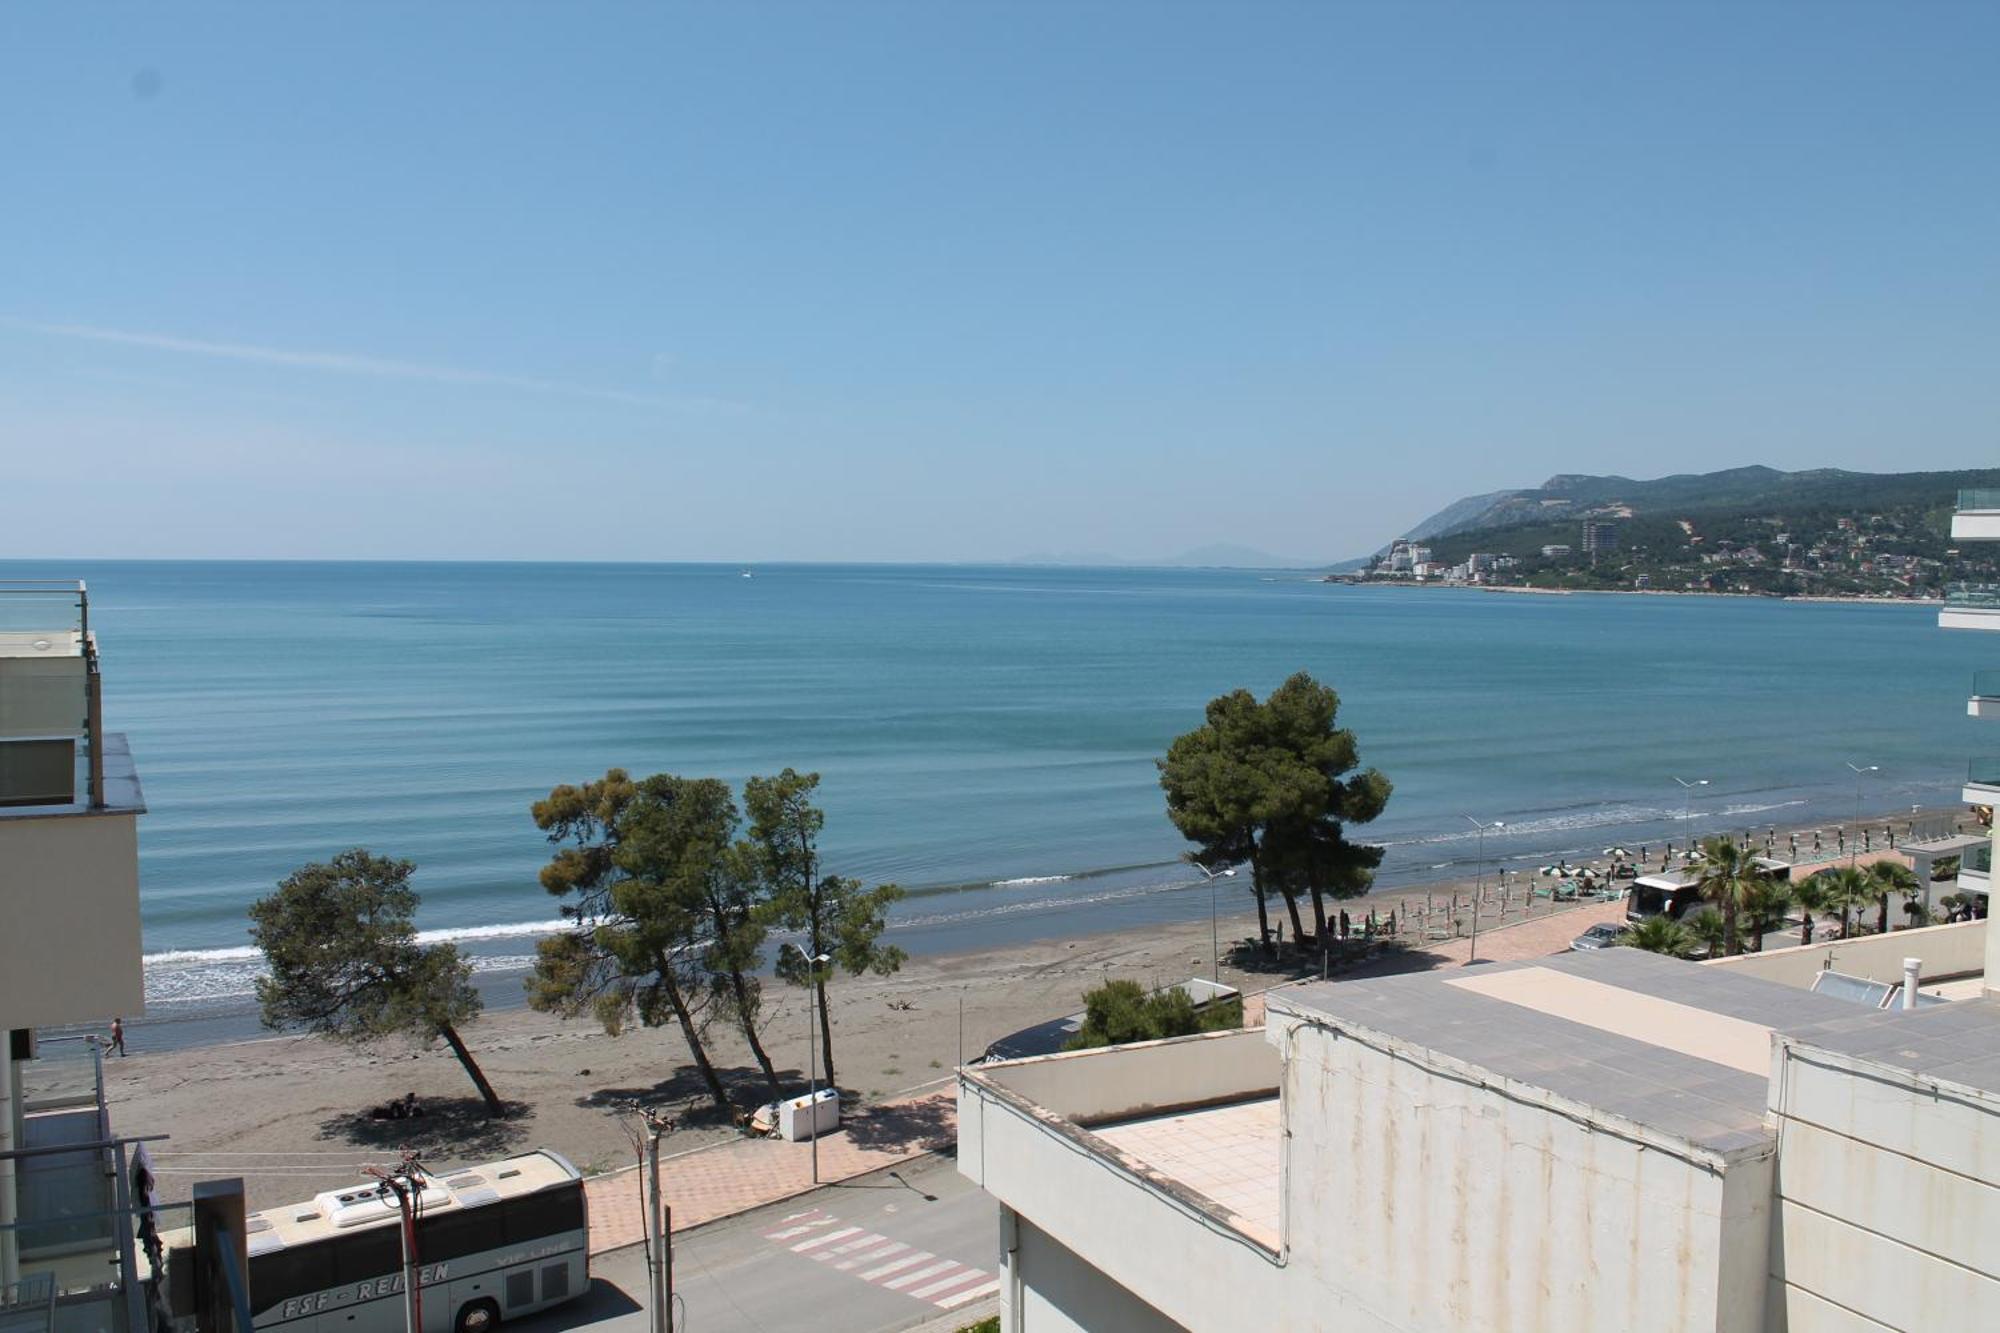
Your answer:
3;2;1996;564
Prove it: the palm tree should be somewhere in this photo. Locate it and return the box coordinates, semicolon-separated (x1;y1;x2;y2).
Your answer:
1737;876;1796;952
1866;859;1921;934
1621;915;1696;958
1684;907;1726;958
1812;865;1876;938
1688;835;1762;956
1791;873;1833;945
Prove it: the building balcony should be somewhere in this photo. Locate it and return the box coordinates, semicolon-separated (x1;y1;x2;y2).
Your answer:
1958;837;1991;895
1963;758;2000;809
0;582;146;1029
1940;582;2000;632
1972;671;2000;719
1950;490;2000;542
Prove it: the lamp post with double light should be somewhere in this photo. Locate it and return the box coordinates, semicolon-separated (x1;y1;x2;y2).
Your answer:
1462;816;1505;962
1845;763;1879;865
1187;859;1239;984
1672;777;1709;860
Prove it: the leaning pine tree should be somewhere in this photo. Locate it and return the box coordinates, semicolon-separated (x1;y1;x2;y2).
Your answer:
249;848;503;1116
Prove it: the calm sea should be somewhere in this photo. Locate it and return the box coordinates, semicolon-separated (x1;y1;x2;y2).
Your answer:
3;561;1985;1025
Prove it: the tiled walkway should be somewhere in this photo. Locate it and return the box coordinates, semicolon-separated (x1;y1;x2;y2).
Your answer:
1093;1095;1282;1248
585;1083;956;1252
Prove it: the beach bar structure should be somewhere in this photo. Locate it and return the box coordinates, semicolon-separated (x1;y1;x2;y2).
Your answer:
959;948;1999;1332
0;581;156;1333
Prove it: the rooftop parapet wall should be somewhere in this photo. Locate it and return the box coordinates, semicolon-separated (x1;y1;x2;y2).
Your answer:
966;1025;1278;1125
1703;919;1984;989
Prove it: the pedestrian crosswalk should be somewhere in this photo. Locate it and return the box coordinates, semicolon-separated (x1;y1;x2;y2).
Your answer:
761;1207;999;1311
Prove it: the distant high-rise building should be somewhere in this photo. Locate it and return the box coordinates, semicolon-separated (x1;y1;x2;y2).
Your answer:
1582;520;1618;554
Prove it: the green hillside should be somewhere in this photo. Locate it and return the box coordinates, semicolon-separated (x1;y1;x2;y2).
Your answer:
1369;465;2000;597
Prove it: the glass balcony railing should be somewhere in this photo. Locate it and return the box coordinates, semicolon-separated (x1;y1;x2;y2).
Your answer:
1959;489;2000;512
1962;840;1992;876
0;579;88;638
1974;671;2000;700
1947;582;2000;609
1968;758;2000;788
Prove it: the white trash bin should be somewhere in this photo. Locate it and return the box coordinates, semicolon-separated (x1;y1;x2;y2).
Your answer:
779;1087;840;1141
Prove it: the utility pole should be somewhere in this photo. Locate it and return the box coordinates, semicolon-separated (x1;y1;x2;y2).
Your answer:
642;1110;676;1333
367;1152;424;1333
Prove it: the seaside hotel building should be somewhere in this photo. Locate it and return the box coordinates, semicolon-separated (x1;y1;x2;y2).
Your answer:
958;508;2000;1332
0;581;156;1333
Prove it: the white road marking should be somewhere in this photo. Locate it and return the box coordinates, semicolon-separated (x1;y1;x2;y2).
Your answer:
937;1278;1000;1310
790;1225;862;1253
859;1251;933;1281
883;1259;959;1291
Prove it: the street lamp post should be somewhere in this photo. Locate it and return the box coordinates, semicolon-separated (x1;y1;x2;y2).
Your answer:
1846;763;1880;864
1187;860;1239;984
1461;817;1505;962
784;942;833;1184
1672;777;1709;859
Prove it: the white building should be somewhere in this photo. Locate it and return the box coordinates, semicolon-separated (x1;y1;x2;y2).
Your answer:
959;945;1999;1332
1943;485;2000;988
0;581;153;1332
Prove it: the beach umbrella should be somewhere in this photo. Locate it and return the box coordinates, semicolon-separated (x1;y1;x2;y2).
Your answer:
1603;846;1630;858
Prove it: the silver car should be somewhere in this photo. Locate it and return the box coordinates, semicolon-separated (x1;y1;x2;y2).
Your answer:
1570;921;1625;951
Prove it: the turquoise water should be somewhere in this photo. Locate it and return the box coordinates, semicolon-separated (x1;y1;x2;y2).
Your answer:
2;561;1985;1012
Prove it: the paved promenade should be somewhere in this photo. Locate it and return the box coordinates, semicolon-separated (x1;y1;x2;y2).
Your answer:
585;1083;956;1252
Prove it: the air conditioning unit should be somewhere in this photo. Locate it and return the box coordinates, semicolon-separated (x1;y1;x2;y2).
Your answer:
0;736;76;806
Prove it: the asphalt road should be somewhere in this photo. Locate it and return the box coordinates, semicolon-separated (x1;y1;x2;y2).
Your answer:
508;1154;999;1333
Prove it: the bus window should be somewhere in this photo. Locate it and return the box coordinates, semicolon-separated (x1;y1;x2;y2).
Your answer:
331;1227;399;1286
502;1186;584;1246
420;1208;499;1263
251;1244;336;1310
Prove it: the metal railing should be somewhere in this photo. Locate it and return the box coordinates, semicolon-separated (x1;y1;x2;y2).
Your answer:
1957;489;2000;512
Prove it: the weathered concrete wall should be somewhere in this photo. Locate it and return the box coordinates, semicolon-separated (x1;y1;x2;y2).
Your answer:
1276;1013;1771;1333
1703;920;1984;990
1002;1212;1185;1333
0;812;142;1026
1766;1038;1999;1329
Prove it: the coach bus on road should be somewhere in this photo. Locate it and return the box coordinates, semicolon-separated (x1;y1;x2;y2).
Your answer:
165;1148;588;1333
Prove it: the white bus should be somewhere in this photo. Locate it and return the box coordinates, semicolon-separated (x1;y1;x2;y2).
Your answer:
165;1149;589;1333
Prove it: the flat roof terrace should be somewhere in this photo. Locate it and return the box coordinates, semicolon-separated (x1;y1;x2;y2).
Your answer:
1268;949;1889;1160
1090;1095;1281;1248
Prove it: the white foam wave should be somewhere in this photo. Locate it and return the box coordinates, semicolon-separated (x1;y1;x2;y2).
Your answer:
143;918;569;967
989;875;1073;887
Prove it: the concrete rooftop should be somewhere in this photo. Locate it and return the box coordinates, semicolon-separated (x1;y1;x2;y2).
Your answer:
1269;949;1876;1158
1783;994;2000;1096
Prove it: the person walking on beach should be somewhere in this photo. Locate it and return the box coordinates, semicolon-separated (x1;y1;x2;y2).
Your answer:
108;1017;126;1057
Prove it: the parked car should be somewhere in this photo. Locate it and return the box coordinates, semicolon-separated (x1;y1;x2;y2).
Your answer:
1570;921;1626;951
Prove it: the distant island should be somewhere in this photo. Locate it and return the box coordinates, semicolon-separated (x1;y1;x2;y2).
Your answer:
1335;464;2000;599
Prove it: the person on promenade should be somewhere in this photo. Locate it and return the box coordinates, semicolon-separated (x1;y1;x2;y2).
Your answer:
108;1017;126;1057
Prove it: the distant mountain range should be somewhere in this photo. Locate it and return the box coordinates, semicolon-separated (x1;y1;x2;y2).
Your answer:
1387;465;2000;551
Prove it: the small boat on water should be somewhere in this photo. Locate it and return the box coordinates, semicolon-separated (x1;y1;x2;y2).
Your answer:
741;568;753;578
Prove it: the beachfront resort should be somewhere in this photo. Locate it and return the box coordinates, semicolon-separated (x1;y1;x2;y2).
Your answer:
0;506;1996;1333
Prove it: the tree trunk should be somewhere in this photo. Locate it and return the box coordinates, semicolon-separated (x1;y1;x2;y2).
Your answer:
1721;897;1738;957
730;969;782;1099
1281;890;1308;954
1876;895;1889;934
1249;852;1275;960
654;958;732;1120
437;1023;504;1118
815;975;836;1092
1308;886;1328;948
